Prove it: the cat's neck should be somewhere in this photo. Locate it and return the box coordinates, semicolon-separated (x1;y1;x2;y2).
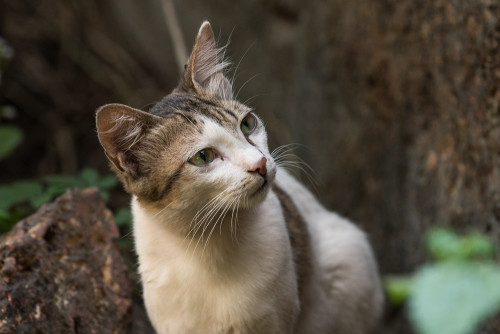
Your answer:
131;191;286;268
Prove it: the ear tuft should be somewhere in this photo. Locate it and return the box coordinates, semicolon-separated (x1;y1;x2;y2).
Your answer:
180;21;233;100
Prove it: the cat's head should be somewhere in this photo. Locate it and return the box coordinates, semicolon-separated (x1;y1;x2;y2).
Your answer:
96;22;276;211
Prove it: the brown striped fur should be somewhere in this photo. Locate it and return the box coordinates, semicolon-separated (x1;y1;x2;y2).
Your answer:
273;184;312;306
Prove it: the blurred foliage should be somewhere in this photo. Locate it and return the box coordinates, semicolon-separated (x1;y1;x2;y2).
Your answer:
42;168;117;201
385;228;500;334
427;228;496;261
0;38;22;161
0;125;23;160
0;55;129;234
0;37;14;78
114;207;133;228
0;168;120;233
0;36;132;236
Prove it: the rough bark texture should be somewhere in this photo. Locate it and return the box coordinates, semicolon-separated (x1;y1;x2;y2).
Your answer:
1;0;499;333
0;188;132;334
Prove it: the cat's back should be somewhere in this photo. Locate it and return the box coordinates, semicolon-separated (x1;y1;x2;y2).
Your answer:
274;168;383;334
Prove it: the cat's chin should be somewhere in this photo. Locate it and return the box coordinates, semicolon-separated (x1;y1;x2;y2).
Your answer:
245;178;271;206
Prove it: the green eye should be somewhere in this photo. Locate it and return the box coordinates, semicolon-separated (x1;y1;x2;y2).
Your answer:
189;149;215;166
240;113;257;135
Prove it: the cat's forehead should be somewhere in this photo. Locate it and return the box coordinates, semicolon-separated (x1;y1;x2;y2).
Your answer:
149;93;250;127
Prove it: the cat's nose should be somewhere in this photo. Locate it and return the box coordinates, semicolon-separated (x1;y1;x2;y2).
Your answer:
249;157;267;177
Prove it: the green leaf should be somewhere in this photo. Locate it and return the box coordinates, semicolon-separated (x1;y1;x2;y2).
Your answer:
45;184;67;198
43;174;82;189
0;208;11;221
0;213;17;233
0;125;23;160
96;174;118;190
427;228;495;261
0;180;43;211
409;261;500;334
427;228;461;261
459;233;495;259
385;276;413;305
80;167;99;185
0;185;16;210
114;207;132;228
11;180;43;197
0;208;25;233
99;190;110;201
29;191;54;208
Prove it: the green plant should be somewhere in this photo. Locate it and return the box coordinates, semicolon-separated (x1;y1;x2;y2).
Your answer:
0;37;133;235
42;167;117;201
0;125;23;160
385;228;500;334
0;168;118;233
114;207;133;228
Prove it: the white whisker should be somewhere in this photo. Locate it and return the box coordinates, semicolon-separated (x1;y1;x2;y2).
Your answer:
185;189;232;247
201;197;235;257
241;94;264;107
231;41;255;90
190;194;229;255
235;73;262;101
272;144;319;194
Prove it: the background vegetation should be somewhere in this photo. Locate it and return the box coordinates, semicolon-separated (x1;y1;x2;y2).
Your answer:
0;0;499;333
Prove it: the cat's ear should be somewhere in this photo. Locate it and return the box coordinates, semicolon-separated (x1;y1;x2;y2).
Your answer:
96;104;161;177
180;21;233;100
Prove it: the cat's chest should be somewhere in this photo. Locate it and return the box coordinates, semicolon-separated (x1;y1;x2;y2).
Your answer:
133;195;299;332
142;251;297;334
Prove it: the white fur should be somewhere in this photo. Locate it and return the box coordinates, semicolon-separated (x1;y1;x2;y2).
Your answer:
131;115;383;333
275;171;384;334
133;187;298;333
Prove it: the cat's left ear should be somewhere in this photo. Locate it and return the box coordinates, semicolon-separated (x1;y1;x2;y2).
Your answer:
179;21;233;100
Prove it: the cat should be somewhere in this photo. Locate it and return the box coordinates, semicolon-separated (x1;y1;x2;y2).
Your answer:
96;21;383;334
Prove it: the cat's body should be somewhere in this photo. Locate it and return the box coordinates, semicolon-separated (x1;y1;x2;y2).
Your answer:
133;169;382;334
97;22;383;334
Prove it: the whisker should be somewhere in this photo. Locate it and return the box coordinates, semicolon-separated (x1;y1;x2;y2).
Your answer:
233;195;244;245
277;160;320;195
191;189;230;224
271;143;304;158
150;202;174;219
185;189;232;247
241;93;264;107
190;189;238;257
235;73;262;100
272;144;319;185
277;160;318;183
230;195;241;243
120;230;134;240
231;41;255;90
220;196;238;235
201;198;234;257
190;195;228;254
273;144;320;195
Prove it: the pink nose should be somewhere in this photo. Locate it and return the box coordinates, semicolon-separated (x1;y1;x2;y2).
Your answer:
249;157;267;177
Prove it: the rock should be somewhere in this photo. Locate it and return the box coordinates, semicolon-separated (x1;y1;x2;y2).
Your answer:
0;188;132;334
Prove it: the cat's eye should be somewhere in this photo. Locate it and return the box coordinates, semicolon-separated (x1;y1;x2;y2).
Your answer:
189;149;215;166
240;113;257;135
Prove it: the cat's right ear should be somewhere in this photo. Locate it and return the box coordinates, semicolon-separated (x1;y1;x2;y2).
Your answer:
179;21;233;100
96;104;161;177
